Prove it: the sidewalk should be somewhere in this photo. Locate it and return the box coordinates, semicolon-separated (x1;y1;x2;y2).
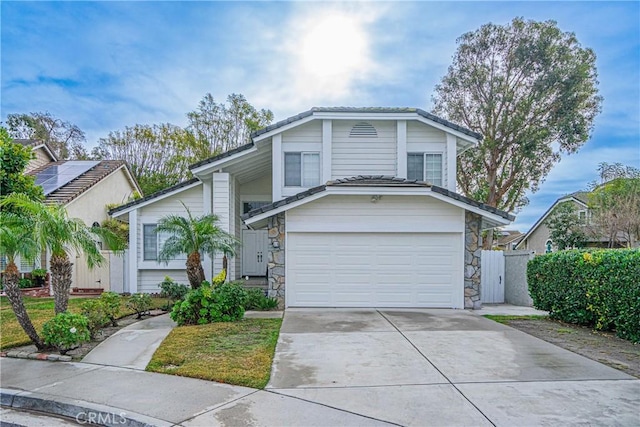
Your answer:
82;314;176;370
3;310;373;426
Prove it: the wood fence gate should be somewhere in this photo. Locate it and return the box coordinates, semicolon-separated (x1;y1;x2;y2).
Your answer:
73;250;111;291
481;250;505;303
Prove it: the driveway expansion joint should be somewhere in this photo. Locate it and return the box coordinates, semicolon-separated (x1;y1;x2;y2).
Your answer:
267;389;402;427
376;309;497;427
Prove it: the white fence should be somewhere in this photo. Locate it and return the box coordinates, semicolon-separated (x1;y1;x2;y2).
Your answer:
481;250;505;304
72;250;127;293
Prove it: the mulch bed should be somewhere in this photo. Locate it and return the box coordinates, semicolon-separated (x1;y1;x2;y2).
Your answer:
6;310;168;362
503;317;640;378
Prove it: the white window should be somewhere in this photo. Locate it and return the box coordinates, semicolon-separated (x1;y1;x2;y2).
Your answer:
243;201;271;215
578;210;589;224
407;153;443;186
143;224;159;260
143;224;186;261
284;152;320;187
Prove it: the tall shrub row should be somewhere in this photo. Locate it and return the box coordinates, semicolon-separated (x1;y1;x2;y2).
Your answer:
528;249;640;342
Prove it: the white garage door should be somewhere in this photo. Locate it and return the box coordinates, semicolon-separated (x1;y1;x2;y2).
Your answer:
287;232;462;308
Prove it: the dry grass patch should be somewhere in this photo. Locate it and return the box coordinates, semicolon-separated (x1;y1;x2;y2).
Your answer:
0;296;168;349
146;318;282;389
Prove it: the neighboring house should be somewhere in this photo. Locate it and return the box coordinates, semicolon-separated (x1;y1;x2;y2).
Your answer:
2;142;141;290
110;107;514;309
494;230;524;251
516;190;634;253
14;138;58;172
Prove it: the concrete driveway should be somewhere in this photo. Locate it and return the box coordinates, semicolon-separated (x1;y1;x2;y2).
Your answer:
263;308;639;426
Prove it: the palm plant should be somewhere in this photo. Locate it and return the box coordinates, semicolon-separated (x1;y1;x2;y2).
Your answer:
0;212;47;349
1;194;125;314
157;202;239;289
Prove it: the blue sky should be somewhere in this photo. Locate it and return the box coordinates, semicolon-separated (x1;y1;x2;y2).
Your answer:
2;1;639;232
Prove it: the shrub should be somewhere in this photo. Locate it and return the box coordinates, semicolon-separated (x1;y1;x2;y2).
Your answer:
244;288;279;311
80;299;109;339
528;249;640;342
159;276;189;309
212;269;226;287
171;281;247;326
18;277;33;289
127;293;152;319
100;292;122;326
42;312;91;355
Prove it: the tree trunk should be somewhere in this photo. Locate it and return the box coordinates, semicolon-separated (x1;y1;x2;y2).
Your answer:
186;251;205;289
3;263;47;350
50;253;73;314
483;228;495;250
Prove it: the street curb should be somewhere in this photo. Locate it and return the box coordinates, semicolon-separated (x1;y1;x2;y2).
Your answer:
1;350;72;362
0;388;172;427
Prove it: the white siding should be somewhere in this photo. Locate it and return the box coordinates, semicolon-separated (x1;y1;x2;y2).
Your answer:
139;269;189;294
406;121;446;149
286;195;464;233
136;184;203;270
26;147;54;173
406;121;449;187
66;168;137;226
280;122;323;198
331;121;397;179
281;121;322;149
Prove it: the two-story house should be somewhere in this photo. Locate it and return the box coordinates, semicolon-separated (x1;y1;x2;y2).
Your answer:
109;108;514;309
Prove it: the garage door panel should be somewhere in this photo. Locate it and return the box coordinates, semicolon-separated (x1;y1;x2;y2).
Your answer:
288;232;462;308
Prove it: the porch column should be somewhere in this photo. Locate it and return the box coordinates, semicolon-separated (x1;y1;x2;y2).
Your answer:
212;173;231;276
397;120;407;178
446;134;457;191
272;134;282;201
202;176;213;280
322;120;332;183
127;209;138;293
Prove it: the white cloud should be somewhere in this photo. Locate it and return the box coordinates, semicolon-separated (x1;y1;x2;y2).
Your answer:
246;3;390;116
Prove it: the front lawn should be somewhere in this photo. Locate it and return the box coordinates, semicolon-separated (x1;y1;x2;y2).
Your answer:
146;318;282;388
0;295;168;349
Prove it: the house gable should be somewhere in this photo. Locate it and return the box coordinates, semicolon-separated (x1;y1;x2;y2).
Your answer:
516;194;589;253
190;107;483;204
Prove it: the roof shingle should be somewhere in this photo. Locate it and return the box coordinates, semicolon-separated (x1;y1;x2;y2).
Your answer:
28;160;128;205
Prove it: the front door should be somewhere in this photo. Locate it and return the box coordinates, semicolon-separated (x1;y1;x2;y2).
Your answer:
242;230;269;276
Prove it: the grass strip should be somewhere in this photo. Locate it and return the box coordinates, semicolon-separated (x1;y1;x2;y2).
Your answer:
0;296;168;349
146;318;282;389
483;314;548;324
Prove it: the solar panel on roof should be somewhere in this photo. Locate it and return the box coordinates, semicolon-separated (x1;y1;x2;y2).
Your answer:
35;161;100;195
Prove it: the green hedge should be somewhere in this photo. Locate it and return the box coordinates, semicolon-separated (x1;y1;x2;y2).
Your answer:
528;249;640;342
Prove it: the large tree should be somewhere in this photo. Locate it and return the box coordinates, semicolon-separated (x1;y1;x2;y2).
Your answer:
93;93;274;195
432;18;602;218
588;163;640;248
6;112;88;160
91;123;195;195
156;203;239;289
0;127;44;201
187;93;273;156
0;194;125;314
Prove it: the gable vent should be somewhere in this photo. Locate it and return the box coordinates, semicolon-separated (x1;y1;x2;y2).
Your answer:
349;122;378;137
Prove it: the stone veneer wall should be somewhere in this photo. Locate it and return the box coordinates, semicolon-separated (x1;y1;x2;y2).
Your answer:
267;213;286;304
464;211;482;309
